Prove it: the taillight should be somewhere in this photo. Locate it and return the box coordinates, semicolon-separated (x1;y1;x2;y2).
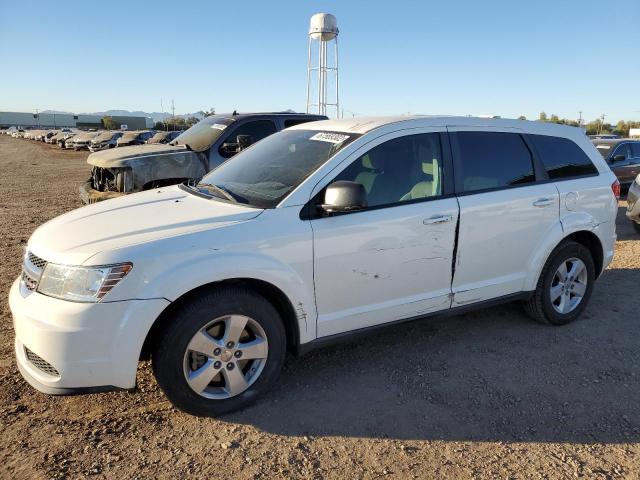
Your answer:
611;179;621;200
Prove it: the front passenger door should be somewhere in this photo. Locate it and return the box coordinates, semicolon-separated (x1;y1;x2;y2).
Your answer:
311;130;458;337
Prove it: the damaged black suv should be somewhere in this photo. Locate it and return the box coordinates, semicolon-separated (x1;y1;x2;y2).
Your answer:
80;112;326;204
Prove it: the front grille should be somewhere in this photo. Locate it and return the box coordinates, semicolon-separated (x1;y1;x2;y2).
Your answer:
21;271;38;291
25;347;60;377
21;251;47;293
28;252;46;269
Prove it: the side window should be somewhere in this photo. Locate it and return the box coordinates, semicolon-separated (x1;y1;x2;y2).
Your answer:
333;133;443;207
455;132;535;192
613;143;632;160
219;120;277;158
529;135;598;179
631;143;640;159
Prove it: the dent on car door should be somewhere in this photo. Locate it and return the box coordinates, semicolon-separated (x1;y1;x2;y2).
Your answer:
449;129;559;305
310;130;458;337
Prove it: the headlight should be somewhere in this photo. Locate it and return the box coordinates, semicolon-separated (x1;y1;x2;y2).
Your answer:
37;263;132;303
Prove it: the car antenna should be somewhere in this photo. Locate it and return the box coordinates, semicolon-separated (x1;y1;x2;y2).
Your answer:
232;110;238;116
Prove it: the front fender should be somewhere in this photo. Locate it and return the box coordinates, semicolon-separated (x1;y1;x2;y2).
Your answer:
127;152;207;190
137;251;316;343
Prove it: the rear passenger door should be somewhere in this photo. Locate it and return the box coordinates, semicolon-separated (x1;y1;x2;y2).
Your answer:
449;128;559;305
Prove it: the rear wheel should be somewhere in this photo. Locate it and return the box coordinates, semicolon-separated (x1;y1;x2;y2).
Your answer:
523;241;595;325
152;287;286;416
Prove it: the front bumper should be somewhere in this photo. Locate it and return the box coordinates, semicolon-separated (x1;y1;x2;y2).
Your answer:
79;181;126;204
626;179;640;223
9;278;169;394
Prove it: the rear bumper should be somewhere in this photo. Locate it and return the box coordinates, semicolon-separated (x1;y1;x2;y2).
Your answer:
79;181;126;204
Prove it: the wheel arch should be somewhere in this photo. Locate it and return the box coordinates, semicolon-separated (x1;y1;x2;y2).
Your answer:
140;278;301;361
563;230;604;277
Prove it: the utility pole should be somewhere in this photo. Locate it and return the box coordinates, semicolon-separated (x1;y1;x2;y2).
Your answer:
171;100;175;131
35;108;39;128
599;113;606;135
161;98;168;131
578;110;582;128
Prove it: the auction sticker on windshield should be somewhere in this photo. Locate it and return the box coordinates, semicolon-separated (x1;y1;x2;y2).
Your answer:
309;132;350;144
210;124;228;130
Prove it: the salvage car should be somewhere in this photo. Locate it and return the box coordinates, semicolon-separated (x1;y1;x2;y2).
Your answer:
89;131;124;152
80;112;327;203
10;116;618;416
147;130;181;144
71;131;99;150
116;130;154;147
592;138;640;188
58;131;78;149
626;173;640;233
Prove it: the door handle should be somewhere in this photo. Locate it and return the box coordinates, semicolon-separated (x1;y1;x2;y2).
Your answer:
533;197;555;207
423;214;453;225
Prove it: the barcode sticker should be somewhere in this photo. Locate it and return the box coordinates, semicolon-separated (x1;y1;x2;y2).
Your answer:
309;132;350;144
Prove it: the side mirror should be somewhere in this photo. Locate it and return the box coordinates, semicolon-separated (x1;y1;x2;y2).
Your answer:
320;181;368;213
237;135;253;150
612;154;626;163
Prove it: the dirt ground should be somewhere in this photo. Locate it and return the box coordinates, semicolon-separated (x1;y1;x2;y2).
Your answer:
0;134;639;479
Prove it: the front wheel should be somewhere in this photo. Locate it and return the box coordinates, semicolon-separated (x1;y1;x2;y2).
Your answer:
152;287;286;416
523;241;595;325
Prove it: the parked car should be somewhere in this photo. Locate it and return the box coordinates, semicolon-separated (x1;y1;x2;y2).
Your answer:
592;139;640;188
10;116;618;416
80;112;327;203
147;131;181;144
46;129;71;144
116;130;155;147
71;131;100;150
626;174;640;233
89;131;124;152
59;132;78;149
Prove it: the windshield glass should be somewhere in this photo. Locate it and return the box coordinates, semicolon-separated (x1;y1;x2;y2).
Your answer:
191;129;359;208
595;144;612;158
171;115;235;152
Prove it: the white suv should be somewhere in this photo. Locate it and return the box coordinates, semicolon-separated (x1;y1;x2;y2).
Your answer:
10;117;619;416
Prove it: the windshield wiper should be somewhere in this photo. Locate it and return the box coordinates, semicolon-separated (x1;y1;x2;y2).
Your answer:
197;183;240;203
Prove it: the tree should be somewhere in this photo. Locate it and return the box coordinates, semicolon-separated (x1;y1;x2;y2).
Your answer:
517;115;527;120
538;112;548;122
550;114;560;123
102;116;118;130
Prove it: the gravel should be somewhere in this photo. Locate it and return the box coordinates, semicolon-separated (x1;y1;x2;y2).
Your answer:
1;135;639;479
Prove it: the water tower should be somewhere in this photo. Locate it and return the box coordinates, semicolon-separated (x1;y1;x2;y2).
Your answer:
306;13;340;118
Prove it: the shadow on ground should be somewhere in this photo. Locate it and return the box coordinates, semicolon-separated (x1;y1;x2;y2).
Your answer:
224;263;639;443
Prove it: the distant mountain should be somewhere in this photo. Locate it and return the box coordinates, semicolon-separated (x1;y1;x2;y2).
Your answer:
42;109;206;124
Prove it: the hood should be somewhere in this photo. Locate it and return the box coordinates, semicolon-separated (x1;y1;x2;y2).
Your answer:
28;186;262;265
87;143;189;167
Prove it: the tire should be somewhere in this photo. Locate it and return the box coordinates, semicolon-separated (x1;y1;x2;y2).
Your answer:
523;241;595;326
152;287;286;416
632;221;640;234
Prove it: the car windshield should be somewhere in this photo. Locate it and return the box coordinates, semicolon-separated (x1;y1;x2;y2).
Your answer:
94;131;115;142
171;115;236;152
595;144;612;158
189;129;359;208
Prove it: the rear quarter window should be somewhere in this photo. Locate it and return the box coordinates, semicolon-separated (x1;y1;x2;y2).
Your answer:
529;135;598;179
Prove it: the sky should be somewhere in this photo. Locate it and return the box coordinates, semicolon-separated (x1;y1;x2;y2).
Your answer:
1;0;639;123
